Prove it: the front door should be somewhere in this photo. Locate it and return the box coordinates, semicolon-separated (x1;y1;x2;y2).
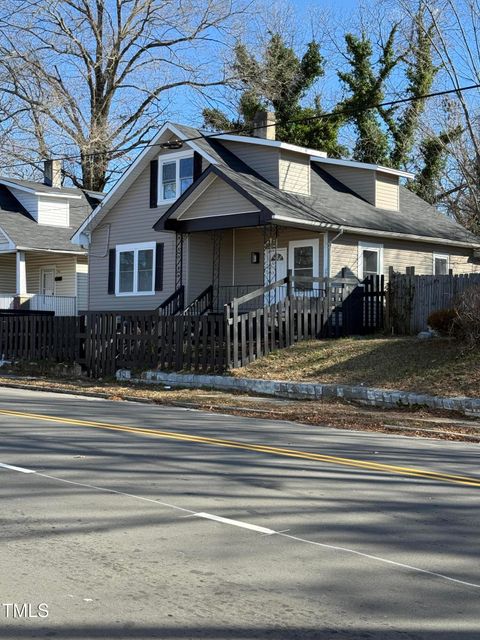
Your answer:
40;268;56;296
264;247;288;303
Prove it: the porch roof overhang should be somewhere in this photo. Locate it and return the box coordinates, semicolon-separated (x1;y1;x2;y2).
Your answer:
154;164;274;232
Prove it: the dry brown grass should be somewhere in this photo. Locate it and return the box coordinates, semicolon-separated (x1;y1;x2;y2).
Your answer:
232;336;480;398
0;374;479;443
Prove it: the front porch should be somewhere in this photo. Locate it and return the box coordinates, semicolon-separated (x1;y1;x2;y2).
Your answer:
0;250;86;316
164;225;329;315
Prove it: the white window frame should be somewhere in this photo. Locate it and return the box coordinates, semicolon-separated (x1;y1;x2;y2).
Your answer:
288;238;320;288
358;241;384;280
433;253;450;275
158;150;194;204
115;241;156;297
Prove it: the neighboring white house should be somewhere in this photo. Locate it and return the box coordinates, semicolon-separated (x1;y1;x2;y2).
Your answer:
0;161;103;315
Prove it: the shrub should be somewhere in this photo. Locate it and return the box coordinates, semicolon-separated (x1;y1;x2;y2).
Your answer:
427;308;457;336
453;285;480;349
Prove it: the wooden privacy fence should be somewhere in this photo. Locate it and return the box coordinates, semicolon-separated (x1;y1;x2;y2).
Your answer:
388;272;480;335
80;311;225;377
0;314;79;362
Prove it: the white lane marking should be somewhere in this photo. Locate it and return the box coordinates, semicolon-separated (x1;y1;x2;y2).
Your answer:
278;532;480;590
194;512;276;535
9;467;479;591
0;462;35;474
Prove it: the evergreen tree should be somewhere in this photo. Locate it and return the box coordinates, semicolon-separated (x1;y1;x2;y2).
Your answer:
202;34;345;155
410;129;460;203
337;27;398;165
388;10;437;169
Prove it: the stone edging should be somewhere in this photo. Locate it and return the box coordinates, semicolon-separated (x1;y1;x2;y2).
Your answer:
135;370;480;417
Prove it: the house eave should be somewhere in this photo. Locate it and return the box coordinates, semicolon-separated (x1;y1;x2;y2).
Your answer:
73;122;220;244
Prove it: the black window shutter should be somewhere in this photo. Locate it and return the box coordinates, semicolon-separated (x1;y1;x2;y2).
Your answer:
155;243;164;291
150;159;158;208
108;248;116;294
193;151;203;181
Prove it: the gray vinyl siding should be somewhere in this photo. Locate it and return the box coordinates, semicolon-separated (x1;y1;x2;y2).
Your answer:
279;151;310;195
88;161;176;311
180;177;259;220
185;227;326;301
329;232;480;279
0;253;16;291
321;165;376;204
375;172;399;211
220;141;280;186
186;230;234;304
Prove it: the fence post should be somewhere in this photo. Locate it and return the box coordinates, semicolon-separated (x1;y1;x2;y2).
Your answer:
232;297;239;368
286;269;293;298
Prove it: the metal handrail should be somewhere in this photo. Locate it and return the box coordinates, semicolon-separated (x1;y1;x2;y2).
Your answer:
158;286;185;315
183;285;213;315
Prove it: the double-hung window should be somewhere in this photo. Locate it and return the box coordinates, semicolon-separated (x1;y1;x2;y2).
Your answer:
159;152;194;202
116;242;155;296
358;241;383;279
433;253;449;275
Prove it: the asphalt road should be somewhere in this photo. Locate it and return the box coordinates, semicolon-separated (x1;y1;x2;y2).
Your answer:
0;386;479;640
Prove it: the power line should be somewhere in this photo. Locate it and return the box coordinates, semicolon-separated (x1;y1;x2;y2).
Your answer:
1;82;479;175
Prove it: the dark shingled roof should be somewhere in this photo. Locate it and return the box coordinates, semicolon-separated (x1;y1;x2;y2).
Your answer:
171;123;480;245
0;179;101;252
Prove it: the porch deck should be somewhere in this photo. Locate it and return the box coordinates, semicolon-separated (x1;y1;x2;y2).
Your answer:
0;293;77;316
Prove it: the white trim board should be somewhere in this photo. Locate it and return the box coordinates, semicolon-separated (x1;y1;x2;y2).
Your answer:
213;133;327;158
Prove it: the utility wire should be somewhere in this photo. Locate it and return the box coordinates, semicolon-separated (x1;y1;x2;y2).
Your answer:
1;82;479;175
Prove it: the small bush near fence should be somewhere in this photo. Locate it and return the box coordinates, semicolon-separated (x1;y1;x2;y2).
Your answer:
427;308;457;336
453;285;480;348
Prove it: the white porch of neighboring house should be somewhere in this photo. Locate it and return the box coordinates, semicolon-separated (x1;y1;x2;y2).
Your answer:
0;250;87;316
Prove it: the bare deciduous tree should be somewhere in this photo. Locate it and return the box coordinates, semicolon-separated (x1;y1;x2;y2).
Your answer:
0;0;247;191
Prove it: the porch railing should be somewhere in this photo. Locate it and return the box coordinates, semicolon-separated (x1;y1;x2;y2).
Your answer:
0;293;77;316
158;286;185;315
184;285;213;315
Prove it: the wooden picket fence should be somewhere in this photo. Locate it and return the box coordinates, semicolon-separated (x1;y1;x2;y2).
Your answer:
0;314;79;362
387;272;480;334
226;275;385;368
0;275;385;377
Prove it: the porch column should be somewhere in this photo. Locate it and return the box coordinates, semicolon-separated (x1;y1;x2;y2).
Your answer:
15;250;27;295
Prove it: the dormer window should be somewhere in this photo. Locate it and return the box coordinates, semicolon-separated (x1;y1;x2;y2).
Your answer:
159;151;193;203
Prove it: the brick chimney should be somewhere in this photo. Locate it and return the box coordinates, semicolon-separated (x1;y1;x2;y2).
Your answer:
44;159;63;188
253;110;276;140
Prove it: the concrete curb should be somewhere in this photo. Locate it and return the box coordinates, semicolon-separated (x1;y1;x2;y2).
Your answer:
136;370;480;417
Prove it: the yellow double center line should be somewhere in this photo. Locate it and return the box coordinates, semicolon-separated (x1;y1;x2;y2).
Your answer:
1;407;479;487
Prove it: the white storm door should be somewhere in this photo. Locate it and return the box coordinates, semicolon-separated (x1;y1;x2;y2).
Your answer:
264;247;288;303
41;268;56;296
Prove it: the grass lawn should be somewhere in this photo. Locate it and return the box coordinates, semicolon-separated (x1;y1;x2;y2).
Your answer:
231;336;480;398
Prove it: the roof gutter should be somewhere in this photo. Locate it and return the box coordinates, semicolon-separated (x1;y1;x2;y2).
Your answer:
340;225;480;249
272;216;480;249
16;246;87;255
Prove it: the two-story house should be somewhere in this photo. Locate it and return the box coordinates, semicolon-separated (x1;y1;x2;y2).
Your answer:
0;160;103;315
72;115;480;314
